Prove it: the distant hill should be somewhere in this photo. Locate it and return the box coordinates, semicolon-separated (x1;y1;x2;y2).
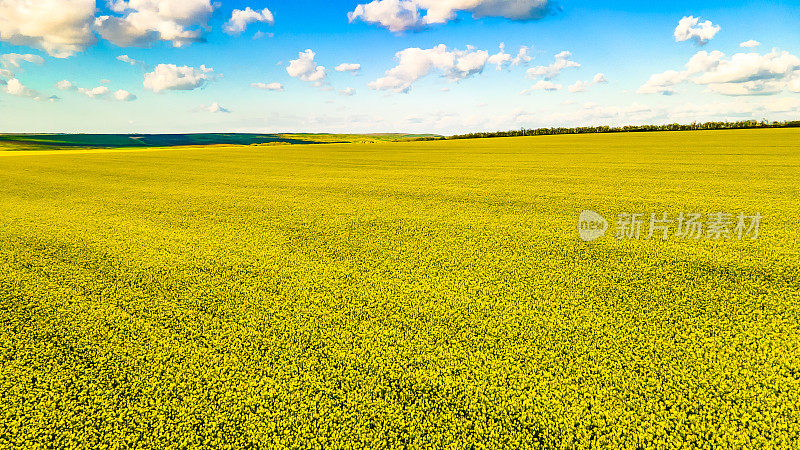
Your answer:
0;133;441;150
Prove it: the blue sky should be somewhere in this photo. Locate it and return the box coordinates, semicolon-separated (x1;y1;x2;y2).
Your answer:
1;0;799;134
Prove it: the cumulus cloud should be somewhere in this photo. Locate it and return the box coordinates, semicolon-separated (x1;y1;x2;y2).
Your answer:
638;49;800;96
199;102;230;113
637;70;689;95
56;80;76;90
0;56;53;101
95;0;215;48
224;7;274;35
526;51;579;80
694;50;800;95
55;79;137;101
348;0;554;32
339;87;356;96
1;53;44;80
335;63;361;73
568;73;608;93
3;77;40;98
521;79;561;94
674;16;720;46
740;40;760;48
252;82;284;91
368;44;492;93
143;63;215;93
637;50;800;95
1;53;45;70
0;0;96;58
114;89;136;101
487;42;531;70
567;80;589;93
286;49;327;84
78;85;110;98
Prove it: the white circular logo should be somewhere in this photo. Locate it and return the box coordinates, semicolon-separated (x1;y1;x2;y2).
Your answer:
578;210;608;242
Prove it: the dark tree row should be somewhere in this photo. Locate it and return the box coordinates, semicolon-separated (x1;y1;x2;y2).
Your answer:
425;119;800;141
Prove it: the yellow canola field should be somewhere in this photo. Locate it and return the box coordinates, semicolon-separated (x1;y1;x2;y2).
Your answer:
1;129;798;448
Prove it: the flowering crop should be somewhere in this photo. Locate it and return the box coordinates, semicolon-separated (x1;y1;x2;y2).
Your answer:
1;129;798;448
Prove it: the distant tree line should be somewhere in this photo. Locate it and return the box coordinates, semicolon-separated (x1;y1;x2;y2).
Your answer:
419;119;800;141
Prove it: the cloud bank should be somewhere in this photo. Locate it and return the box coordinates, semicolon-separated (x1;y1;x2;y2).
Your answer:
96;0;216;48
638;49;800;96
348;0;554;32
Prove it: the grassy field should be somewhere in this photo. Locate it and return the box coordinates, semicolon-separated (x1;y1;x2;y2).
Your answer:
1;129;798;448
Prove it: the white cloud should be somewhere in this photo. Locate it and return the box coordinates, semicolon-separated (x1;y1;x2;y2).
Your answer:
95;0;216;48
3;77;39;98
674;16;720;46
639;49;800;96
117;54;143;65
567;80;589;93
348;0;420;32
487;43;531;70
252;82;284;91
487;45;511;69
684;50;725;74
692;50;799;84
224;7;274;35
55;79;137;100
286;49;327;83
252;31;273;40
521;80;561;94
790;77;800;94
199;102;230;113
0;0;96;58
740;40;760;49
143;63;215;93
339;87;356;96
78;85;110;98
368;44;490;93
56;80;76;90
335;63;361;73
1;53;45;70
348;0;554;32
526;51;579;80
1;53;43;80
568;73;608;93
114;89;136;101
637;70;688;95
